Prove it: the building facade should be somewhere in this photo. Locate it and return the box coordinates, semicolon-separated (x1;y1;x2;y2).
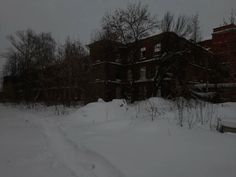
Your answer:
200;24;236;81
199;24;236;101
88;32;215;102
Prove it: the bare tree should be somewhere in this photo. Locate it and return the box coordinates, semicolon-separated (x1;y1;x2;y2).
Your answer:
175;15;193;38
101;2;159;103
34;32;56;101
160;11;174;33
230;10;236;24
5;29;37;75
3;29;56;101
175;97;185;127
190;14;201;43
2;51;19;76
4;29;56;77
34;32;56;70
57;38;89;104
223;9;236;25
145;100;161;121
160;11;192;38
91;27;120;43
101;2;159;44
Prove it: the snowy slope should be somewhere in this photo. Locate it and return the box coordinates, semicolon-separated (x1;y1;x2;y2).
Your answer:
0;98;236;177
0;105;75;177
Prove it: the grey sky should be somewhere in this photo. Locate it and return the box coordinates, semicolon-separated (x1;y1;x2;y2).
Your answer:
0;0;236;72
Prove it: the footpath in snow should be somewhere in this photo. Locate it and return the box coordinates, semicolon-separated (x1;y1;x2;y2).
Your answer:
0;98;236;177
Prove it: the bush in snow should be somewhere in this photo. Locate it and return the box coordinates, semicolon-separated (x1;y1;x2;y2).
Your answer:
175;97;185;127
145;100;161;121
175;98;217;129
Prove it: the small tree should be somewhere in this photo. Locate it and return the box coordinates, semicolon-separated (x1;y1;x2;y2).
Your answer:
145;100;160;121
176;97;185;127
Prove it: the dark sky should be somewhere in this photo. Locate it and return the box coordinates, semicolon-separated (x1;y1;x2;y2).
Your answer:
0;0;235;72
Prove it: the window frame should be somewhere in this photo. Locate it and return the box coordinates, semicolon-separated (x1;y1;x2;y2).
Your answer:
154;43;161;56
140;47;147;59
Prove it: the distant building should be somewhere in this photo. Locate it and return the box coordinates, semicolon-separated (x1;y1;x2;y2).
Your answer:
200;23;236;81
199;23;236;101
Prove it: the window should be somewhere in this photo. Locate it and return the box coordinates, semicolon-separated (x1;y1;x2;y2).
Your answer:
127;69;132;81
147;65;157;78
140;67;146;80
155;66;158;75
139;85;147;99
154;43;161;54
115;58;121;62
115;53;121;62
116;87;121;98
140;47;146;59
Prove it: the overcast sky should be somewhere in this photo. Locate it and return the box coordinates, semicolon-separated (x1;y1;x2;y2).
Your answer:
0;0;236;72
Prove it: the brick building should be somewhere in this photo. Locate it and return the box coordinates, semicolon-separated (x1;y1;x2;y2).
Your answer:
199;24;236;101
200;23;236;81
88;32;215;102
3;25;234;104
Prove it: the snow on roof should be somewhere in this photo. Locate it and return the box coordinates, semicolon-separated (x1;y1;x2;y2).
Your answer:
134;78;154;83
135;57;160;64
192;91;216;99
194;83;236;89
213;24;236;33
92;61;123;66
90;80;122;84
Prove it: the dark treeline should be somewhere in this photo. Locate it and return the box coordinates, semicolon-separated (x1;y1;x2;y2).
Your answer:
2;29;91;105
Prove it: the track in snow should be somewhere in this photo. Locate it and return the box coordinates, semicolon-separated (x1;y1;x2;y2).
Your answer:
39;118;126;177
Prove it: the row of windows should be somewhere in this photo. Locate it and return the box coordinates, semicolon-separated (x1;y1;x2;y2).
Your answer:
93;64;158;81
127;66;158;81
140;43;161;59
93;43;161;63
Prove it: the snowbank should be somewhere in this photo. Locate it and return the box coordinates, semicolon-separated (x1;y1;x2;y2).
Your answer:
221;119;236;128
0;98;236;177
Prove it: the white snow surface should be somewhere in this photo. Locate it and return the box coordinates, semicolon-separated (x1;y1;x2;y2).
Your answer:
0;98;236;177
221;119;236;128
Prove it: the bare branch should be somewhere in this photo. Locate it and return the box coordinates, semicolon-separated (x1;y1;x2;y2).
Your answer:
101;2;159;43
160;12;194;38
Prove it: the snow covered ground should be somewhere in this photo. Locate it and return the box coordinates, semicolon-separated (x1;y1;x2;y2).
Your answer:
0;98;236;177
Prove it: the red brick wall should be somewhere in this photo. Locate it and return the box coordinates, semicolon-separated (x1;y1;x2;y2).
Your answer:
200;24;236;81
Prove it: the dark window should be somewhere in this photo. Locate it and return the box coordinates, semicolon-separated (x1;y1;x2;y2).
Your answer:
140;47;146;59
